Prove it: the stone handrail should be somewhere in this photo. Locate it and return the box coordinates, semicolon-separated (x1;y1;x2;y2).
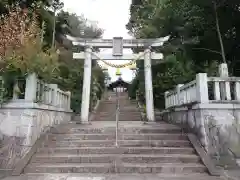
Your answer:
207;77;240;102
24;73;71;110
165;80;198;108
165;73;240;108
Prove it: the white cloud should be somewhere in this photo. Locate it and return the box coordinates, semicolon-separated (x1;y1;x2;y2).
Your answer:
63;0;134;82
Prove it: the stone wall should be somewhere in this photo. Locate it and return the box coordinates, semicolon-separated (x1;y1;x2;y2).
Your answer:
0;100;72;169
160;103;240;168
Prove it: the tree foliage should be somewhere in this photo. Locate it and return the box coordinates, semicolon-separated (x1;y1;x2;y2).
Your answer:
127;0;240;109
0;7;58;79
0;1;106;113
53;11;104;113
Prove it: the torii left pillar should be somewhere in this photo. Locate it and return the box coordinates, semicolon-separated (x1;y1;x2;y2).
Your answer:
81;46;92;123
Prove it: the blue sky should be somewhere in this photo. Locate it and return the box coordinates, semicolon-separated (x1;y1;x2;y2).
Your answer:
63;0;134;82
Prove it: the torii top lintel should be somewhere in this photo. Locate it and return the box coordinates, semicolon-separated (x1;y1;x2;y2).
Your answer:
66;35;170;48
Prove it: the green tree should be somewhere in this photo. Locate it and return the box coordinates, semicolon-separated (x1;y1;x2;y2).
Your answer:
53;12;105;113
0;6;59;100
0;1;106;113
127;0;237;108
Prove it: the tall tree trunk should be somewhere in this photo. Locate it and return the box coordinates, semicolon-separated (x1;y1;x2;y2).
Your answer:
41;21;45;45
213;1;226;63
52;10;56;48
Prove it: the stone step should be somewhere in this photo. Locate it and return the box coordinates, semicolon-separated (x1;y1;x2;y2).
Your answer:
96;115;142;118
24;163;113;173
44;140;115;147
95;114;141;121
48;134;116;141
98;103;116;106
22;173;224;180
37;147;196;155
96;109;140;112
99;104;117;107
67;126;182;134
118;163;207;173
96;110;116;115
94;119;142;121
122;127;182;134
118;114;141;116
98;112;141;115
119;113;141;116
102;100;117;102
43;140;191;147
47;133;188;141
96;109;116;113
119;112;141;114
31;154;201;164
95;118;142;121
122;133;188;140
121;154;201;163
119;118;142;121
98;103;138;106
94;118;142;121
50;123;182;134
96;116;141;118
98;106;116;109
24;163;206;174
98;106;138;108
118;140;191;147
120;110;141;113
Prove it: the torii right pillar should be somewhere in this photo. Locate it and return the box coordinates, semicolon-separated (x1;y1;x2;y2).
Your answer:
144;48;155;121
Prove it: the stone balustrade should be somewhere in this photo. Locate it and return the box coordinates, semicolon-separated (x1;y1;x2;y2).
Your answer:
165;73;240;108
0;73;72;170
161;64;240;167
24;73;71;110
165;78;198;108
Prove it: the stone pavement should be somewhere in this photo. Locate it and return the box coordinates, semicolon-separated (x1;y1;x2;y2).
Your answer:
1;173;228;180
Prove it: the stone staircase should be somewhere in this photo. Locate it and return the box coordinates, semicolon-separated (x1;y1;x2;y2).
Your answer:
93;91;142;121
24;121;222;179
22;92;223;179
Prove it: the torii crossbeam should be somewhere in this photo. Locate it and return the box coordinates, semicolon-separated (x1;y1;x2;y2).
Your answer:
66;35;170;123
73;52;163;60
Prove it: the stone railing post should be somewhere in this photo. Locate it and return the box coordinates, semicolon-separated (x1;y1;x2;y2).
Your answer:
219;63;231;100
25;73;37;101
196;73;209;103
235;82;240;101
219;63;229;77
164;91;169;108
66;91;71;110
49;84;58;106
176;84;184;105
12;81;19;100
47;85;52;104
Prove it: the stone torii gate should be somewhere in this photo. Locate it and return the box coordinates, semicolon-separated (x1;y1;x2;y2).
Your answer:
66;36;169;123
